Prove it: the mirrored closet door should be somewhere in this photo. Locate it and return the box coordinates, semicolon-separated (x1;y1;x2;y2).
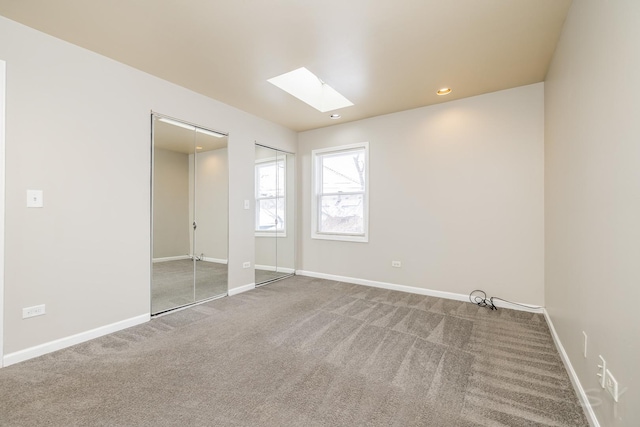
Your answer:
151;114;229;315
255;144;295;285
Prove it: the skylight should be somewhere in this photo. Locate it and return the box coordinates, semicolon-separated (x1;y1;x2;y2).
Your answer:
267;67;353;113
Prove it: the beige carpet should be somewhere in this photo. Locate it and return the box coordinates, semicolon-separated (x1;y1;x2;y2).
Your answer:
0;276;588;426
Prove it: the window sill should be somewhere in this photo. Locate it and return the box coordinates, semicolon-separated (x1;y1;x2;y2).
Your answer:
311;233;368;243
255;232;287;238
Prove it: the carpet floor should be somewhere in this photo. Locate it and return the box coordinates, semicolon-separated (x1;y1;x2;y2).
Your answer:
0;276;588;426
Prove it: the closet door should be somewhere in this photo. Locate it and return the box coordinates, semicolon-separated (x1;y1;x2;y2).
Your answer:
255;144;295;286
151;116;196;314
152;115;229;315
193;129;229;302
275;150;295;278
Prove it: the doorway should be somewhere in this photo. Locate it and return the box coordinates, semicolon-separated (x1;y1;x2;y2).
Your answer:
151;114;229;315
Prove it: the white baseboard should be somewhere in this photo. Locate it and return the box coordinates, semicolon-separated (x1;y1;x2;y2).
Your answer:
153;255;190;263
202;257;228;264
255;264;295;274
153;256;228;264
543;309;600;427
228;283;255;296
295;270;543;313
3;313;150;367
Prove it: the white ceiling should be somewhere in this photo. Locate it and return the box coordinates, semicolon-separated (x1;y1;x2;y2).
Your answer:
0;0;572;132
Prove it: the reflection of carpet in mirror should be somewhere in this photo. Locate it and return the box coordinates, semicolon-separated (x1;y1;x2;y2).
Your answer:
151;259;227;314
255;269;291;285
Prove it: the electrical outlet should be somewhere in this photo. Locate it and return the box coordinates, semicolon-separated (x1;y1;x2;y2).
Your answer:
243;261;251;268
605;369;619;402
582;331;588;358
391;261;402;268
23;304;46;319
597;355;606;388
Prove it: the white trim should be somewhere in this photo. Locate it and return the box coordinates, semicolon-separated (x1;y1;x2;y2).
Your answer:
152;256;228;264
3;313;150;367
543;309;600;427
311;142;369;243
152;255;191;263
255;231;287;238
295;270;543;313
228;283;255;296
0;59;5;367
255;264;295;274
201;257;228;264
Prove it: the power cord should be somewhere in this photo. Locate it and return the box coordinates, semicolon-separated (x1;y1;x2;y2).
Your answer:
469;289;543;311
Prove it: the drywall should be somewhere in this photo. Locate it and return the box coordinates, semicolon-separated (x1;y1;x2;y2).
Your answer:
545;1;640;425
153;148;190;259
0;16;296;356
298;83;544;305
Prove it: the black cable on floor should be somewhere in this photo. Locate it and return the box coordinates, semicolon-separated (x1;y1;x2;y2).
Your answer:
469;289;543;311
469;290;497;310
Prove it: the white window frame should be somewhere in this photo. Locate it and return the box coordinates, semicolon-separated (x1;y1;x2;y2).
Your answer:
255;156;286;237
311;142;369;242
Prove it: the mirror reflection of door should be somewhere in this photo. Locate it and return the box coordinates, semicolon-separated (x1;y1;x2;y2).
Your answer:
151;115;229;315
255;144;295;285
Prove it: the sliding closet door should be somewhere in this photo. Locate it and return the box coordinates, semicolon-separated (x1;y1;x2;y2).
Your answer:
152;116;196;313
255;144;295;286
152;114;229;315
193;130;229;302
275;150;295;277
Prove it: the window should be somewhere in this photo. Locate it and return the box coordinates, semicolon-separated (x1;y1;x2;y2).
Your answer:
312;142;369;242
255;158;286;236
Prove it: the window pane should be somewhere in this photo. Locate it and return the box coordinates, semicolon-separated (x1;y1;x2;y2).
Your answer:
319;194;364;234
321;149;365;193
275;195;285;231
276;160;285;197
257;160;285;198
257;198;285;231
257;163;277;197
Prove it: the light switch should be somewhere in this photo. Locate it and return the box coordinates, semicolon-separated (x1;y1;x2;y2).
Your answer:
244;200;250;210
27;190;43;208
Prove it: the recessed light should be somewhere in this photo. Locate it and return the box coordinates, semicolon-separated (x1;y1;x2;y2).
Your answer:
196;146;203;150
437;88;452;96
330;114;341;119
267;67;354;112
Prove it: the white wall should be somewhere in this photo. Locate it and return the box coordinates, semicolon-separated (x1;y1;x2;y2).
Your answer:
0;16;296;357
298;83;545;305
545;1;640;425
